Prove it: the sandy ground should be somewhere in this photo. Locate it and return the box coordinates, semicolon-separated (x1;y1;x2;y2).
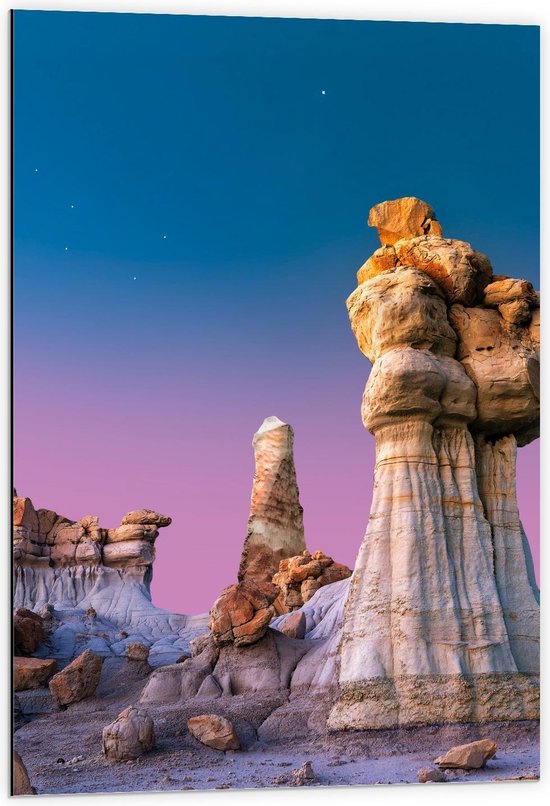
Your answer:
14;661;539;795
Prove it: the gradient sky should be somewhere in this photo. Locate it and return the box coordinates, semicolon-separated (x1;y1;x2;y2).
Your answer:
13;12;540;613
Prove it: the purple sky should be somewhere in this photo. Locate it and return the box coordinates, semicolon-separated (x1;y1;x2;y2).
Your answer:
13;13;539;614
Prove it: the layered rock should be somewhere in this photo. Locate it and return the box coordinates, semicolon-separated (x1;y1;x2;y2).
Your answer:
238;416;306;584
12;495;208;665
329;197;540;730
272;551;351;611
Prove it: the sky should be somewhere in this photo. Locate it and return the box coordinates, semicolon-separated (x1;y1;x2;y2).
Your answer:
13;11;540;613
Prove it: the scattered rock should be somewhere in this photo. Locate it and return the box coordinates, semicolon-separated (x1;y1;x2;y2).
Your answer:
210;578;279;647
12;750;36;795
13;608;44;654
435;739;497;770
417;766;447;783
14;656;57;691
49;649;103;707
290;761;316;786
187;714;240;751
102;706;155;761
277;610;306;639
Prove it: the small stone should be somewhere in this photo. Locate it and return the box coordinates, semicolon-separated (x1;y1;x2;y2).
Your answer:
290;761;316;786
417;767;447;783
187;714;240;751
435;739;497;770
126;642;150;663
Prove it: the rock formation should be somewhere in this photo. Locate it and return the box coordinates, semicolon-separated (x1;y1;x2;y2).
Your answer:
238;416;306;584
272;550;351;611
329;196;540;730
12;494;208;666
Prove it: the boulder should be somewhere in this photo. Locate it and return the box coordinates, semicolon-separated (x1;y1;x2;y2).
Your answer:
102;706;155;761
434;739;497;770
13;608;44;654
417;767;447;783
368;197;443;246
14;657;57;691
210;578;279;647
187;714;240;751
49;649;103;707
483;278;537;307
12;750;36;795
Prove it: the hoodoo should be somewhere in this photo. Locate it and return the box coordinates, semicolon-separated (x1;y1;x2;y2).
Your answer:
329;197;540;730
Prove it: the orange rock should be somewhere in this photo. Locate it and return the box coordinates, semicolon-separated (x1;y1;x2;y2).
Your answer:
277;610;306;639
357;246;398;284
12;750;36;795
49;649;103;707
483;278;537;307
368;197;443;246
434;739;497;770
14;657;57;691
210;579;279;647
187;714;240;751
13;497;38;531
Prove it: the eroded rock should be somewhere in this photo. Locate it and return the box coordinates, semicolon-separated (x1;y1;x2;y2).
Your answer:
49;649;103;707
102;706;155;761
368;196;443;245
238;416;306;584
272;551;351;612
210;578;279;647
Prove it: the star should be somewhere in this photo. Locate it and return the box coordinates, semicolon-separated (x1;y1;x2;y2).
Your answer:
70;204;75;209
321;90;326;95
64;247;68;251
34;168;39;172
133;276;137;280
162;234;167;239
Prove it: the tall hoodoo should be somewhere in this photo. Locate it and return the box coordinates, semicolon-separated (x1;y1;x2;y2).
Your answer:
329;197;540;730
238;416;306;584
